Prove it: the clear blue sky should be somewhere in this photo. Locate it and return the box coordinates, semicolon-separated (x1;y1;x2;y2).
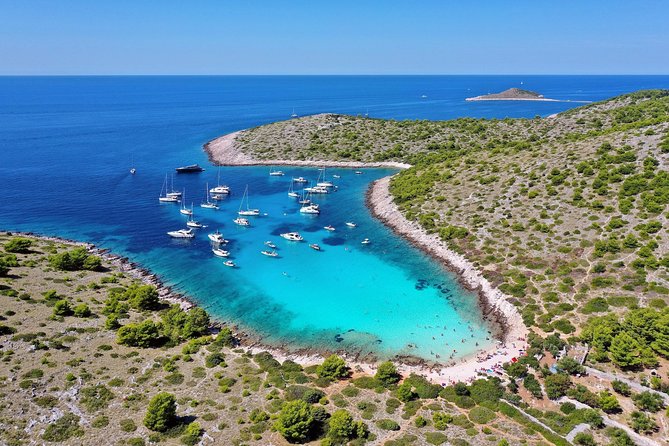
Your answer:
1;0;668;75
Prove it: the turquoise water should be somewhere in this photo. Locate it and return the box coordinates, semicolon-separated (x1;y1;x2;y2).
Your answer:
2;75;669;361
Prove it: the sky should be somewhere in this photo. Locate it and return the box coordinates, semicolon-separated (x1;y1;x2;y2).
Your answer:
1;0;668;75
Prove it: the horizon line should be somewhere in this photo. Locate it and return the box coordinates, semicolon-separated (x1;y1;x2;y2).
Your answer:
1;73;669;77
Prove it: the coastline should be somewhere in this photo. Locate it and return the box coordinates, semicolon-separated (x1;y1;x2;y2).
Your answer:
7;230;520;384
203;131;412;169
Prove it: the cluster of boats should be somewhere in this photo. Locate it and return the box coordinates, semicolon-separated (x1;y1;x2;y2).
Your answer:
163;167;372;268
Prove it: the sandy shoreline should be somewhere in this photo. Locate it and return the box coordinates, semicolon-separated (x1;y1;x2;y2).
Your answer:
204;131;412;169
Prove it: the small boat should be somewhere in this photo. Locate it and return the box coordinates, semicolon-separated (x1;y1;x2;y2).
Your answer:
304;186;329;194
208;231;228;244
298;198;311;205
166;191;182;199
280;232;304;241
290;108;298;118
355;171;363;175
345;222;357;228
261;250;279;257
269;170;285;176
179;191;193;215
186;217;205;228
176;164;204;173
130;167;136;175
293;177;308;183
210;194;226;201
210;168;231;195
233;217;250;226
201;183;219;209
238;185;260;216
333;174;341;179
309;243;321;251
300;204;320;214
421;94;428;99
361;238;371;245
223;260;236;267
324;225;335;231
159;174;179;202
264;241;277;249
167;228;194;238
288;182;299;198
212;248;230;257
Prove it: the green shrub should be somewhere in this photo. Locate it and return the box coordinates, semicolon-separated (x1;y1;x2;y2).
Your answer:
316;355;349;380
4;237;33;253
468;406;496;424
42;413;84;442
144;392;177;432
376;419;400;431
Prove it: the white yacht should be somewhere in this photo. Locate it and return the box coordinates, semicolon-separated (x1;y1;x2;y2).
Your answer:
167;228;194;238
210;168;231;195
361;238;371;245
238;185;260;216
233;217;250;226
223;260;236;267
201;183;219;209
186;217;205;228
293;176;308;183
324;225;335;231
264;241;277;249
280;232;304;241
333;174;341;179
212;248;230;257
346;222;357;228
300;204;320;214
159;174;179;202
261;250;279;257
269;170;285;176
208;231;228;244
288;182;299;198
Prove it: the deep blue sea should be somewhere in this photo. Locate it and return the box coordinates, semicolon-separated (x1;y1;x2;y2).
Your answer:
2;75;668;362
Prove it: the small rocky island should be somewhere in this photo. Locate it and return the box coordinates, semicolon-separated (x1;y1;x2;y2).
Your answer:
466;87;558;102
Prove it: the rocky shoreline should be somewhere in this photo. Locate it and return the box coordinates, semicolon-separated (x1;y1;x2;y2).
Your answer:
203;130;412;169
365;178;529;364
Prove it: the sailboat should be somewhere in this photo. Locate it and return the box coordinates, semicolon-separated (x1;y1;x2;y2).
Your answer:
167;175;182;199
237;185;260;216
288;182;299;198
180;191;193;216
290;108;298;118
159;174;179;203
130;154;136;174
200;183;219;209
209;168;230;195
316;168;334;188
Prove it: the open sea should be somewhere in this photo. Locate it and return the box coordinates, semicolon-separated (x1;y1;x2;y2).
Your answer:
2;75;668;362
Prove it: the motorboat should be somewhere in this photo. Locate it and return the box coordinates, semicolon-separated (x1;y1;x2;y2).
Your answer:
212;248;230;257
361;238;371;245
293;177;308;183
269;170;285;176
186;219;205;228
223;260;236;267
280;232;303;241
355;171;363;175
333;174;341;179
264;241;277;249
208;231;228;244
324;225;335;231
167;228;194;238
345;222;357;228
299;204;320;214
233;218;250;226
309;243;322;251
176;164;204;173
261;250;279;257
